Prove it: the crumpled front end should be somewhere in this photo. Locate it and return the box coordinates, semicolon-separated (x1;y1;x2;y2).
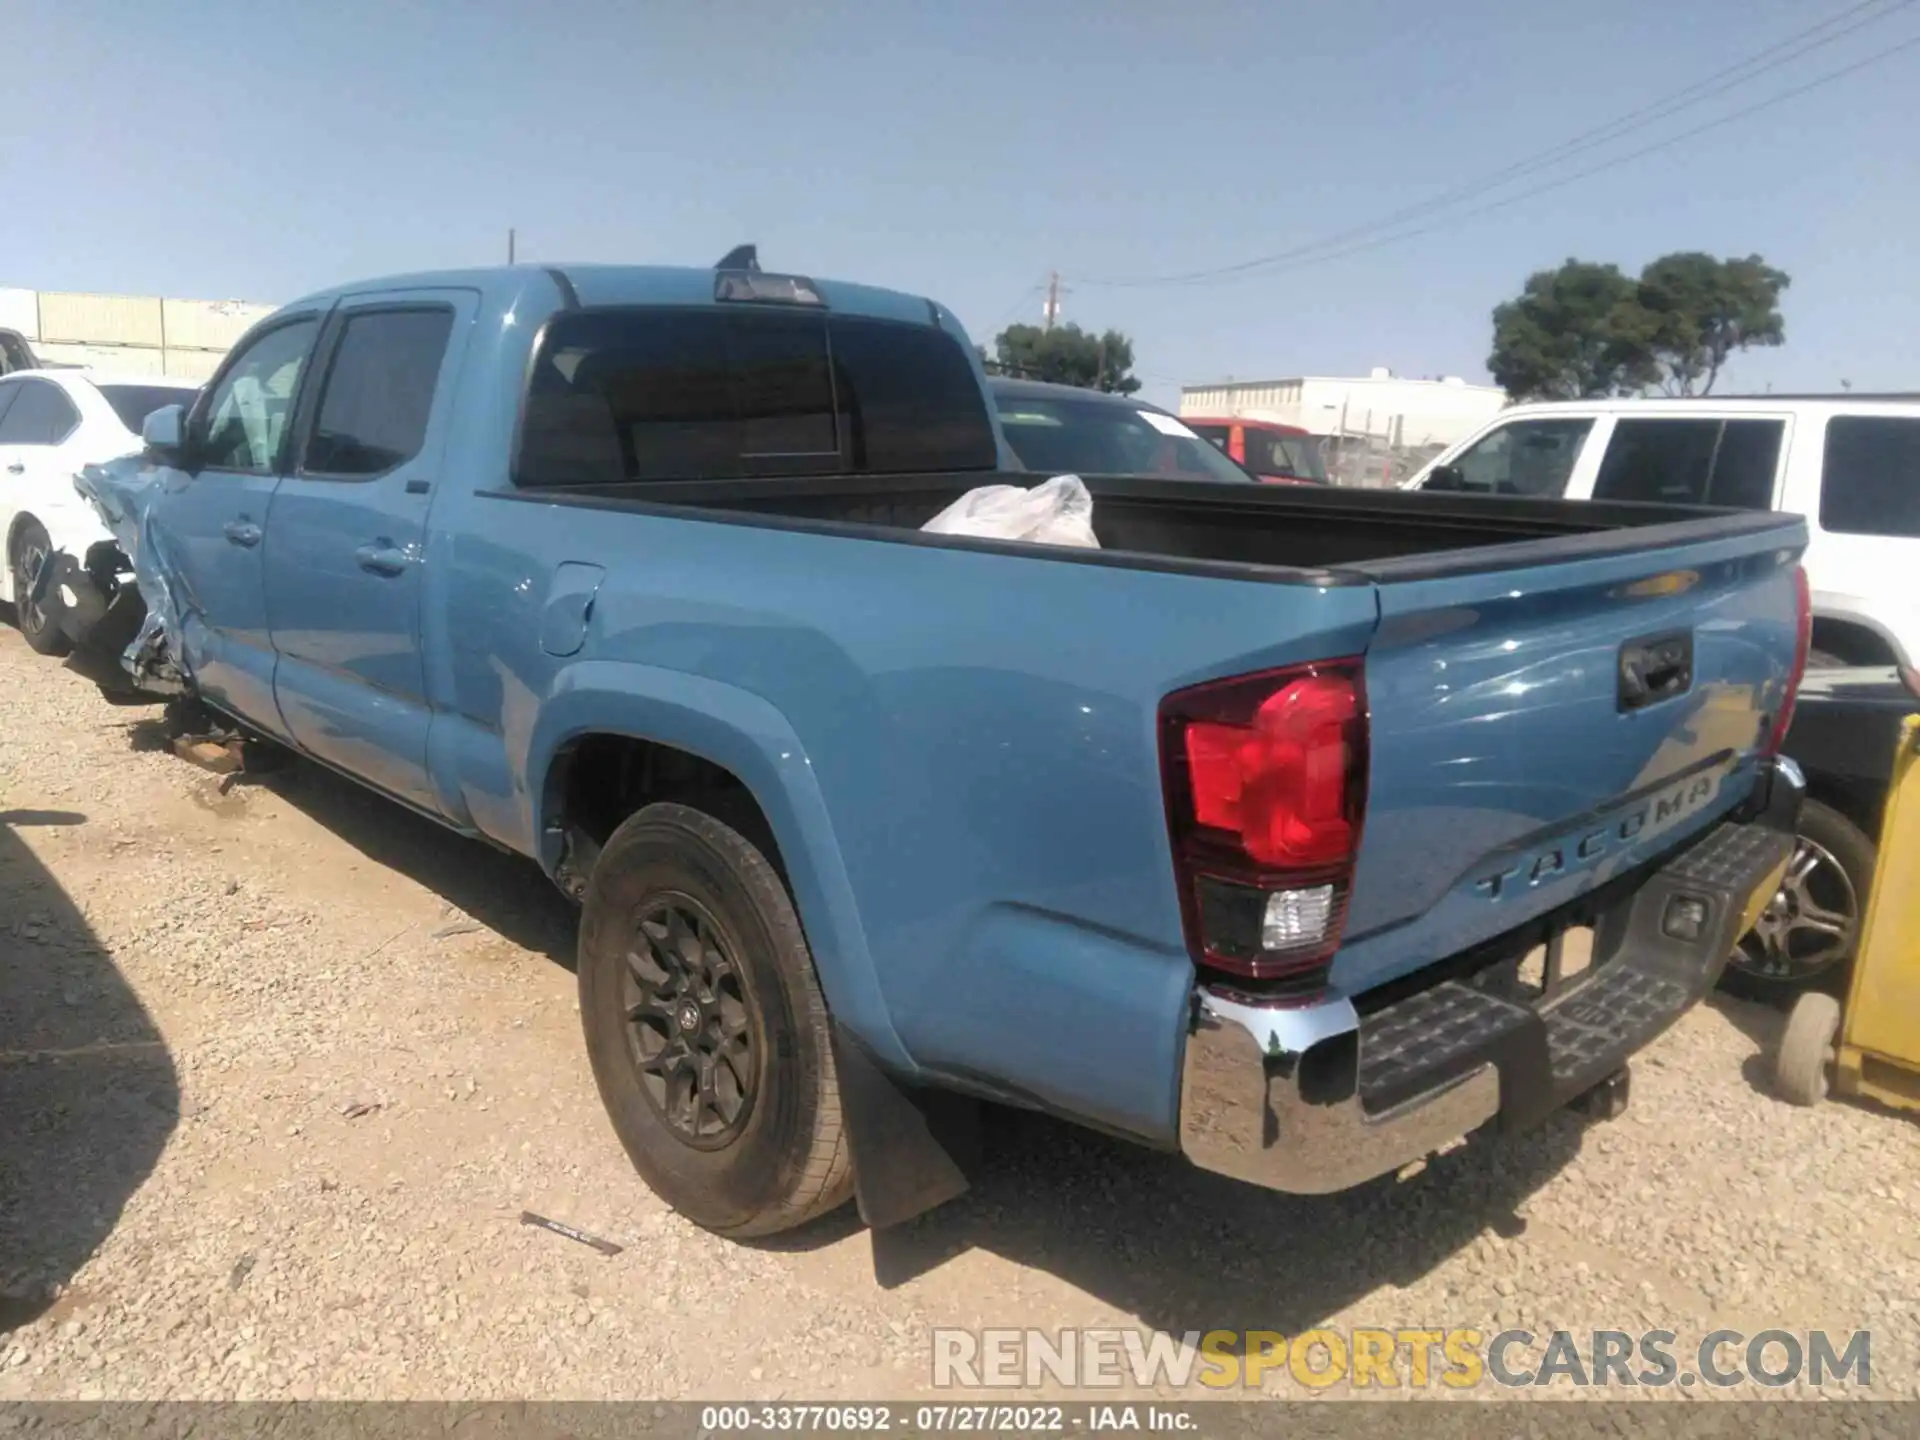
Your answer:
67;457;191;697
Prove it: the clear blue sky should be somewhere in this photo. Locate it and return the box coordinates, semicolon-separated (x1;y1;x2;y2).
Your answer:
6;0;1917;405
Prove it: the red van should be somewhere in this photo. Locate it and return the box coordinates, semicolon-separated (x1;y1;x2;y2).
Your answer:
1184;418;1329;485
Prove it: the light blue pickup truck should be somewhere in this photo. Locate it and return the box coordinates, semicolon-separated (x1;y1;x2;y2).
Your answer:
69;254;1809;1238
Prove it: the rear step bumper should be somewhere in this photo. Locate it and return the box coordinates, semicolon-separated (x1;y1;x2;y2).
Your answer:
1178;756;1803;1195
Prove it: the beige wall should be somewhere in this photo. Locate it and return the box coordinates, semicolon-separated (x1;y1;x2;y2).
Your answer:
0;286;274;382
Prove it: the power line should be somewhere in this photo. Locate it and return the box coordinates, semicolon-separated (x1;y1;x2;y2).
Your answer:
978;276;1050;340
1088;29;1920;292
1079;0;1917;288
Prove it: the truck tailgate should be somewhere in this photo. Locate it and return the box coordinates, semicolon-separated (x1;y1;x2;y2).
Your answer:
1335;517;1806;996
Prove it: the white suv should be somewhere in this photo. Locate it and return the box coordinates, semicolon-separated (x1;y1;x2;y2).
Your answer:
1407;396;1920;673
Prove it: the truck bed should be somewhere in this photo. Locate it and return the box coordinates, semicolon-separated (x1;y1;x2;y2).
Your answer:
507;471;1801;582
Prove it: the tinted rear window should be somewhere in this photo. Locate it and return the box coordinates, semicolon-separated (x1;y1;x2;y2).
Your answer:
99;384;196;436
1244;429;1327;482
0;331;35;374
0;379;80;445
516;307;995;485
1821;416;1920;537
1592;418;1783;509
829;317;998;473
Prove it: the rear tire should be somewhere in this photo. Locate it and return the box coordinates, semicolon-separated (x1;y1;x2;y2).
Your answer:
577;801;851;1237
1773;990;1841;1107
9;518;71;657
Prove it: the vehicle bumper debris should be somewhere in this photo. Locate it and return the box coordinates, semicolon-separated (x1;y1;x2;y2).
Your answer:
67;458;193;697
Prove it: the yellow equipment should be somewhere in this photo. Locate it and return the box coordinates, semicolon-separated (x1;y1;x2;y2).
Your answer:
1774;713;1920;1113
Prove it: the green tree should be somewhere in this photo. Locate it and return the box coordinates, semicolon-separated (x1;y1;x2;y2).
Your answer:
1487;260;1656;401
991;322;1141;395
1635;252;1789;395
1489;252;1791;401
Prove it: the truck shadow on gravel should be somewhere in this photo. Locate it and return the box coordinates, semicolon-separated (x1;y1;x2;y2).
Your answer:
245;759;579;968
842;1103;1581;1340
0;809;179;1336
121;735;1586;1332
118;719;579;966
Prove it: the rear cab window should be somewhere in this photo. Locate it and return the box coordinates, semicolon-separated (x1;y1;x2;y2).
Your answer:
515;306;998;485
1821;416;1920;537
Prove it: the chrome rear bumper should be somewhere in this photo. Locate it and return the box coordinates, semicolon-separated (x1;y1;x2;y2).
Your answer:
1178;758;1803;1195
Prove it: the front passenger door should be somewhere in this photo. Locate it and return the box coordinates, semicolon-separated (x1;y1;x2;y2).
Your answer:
150;315;322;733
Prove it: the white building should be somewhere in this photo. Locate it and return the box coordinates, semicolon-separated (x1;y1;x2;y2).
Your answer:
0;286;277;382
1180;368;1508;449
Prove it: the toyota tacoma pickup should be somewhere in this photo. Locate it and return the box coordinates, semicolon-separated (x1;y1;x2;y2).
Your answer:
67;254;1808;1238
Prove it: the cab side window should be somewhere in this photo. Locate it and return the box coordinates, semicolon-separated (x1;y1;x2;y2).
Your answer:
1447;418;1594;497
194;319;320;473
302;308;454;477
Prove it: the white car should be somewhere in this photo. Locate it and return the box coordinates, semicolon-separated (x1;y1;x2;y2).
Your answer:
1404;395;1920;675
0;369;200;654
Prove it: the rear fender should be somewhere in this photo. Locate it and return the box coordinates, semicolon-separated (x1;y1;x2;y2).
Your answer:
526;661;910;1071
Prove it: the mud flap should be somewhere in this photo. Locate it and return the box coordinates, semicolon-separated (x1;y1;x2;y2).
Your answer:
830;1023;974;1232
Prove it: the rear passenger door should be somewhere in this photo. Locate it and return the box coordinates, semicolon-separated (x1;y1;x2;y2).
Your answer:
266;291;472;813
1589;417;1787;510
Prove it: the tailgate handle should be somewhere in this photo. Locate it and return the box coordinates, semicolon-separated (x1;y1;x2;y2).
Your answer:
1619;630;1694;711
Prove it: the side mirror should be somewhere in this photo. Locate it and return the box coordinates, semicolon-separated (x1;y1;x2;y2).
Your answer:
142;404;187;464
1423;463;1467;492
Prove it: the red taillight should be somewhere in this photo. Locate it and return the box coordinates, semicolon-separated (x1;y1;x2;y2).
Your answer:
1161;659;1368;984
1763;565;1812;756
1184;678;1359;866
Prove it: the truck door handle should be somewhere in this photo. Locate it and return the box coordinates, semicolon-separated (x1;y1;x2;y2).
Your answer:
5;462;24;475
223;520;262;547
355;542;409;577
1618;631;1694;711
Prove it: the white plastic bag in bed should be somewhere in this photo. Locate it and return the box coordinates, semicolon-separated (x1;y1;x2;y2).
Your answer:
921;474;1100;549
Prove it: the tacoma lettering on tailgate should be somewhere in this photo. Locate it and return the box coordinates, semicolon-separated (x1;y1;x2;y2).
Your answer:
1473;768;1726;901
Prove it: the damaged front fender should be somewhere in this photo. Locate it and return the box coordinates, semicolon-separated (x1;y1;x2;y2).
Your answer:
70;457;191;697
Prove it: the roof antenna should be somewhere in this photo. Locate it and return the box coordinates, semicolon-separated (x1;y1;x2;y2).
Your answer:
716;244;760;272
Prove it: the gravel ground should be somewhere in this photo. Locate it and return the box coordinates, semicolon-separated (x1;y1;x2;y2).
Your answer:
1;621;1917;1404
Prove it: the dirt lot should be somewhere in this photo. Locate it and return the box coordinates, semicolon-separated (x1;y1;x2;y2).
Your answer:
2;621;1917;1404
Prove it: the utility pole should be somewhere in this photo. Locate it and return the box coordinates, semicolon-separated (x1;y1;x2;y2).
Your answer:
1043;271;1060;332
508;229;517;264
